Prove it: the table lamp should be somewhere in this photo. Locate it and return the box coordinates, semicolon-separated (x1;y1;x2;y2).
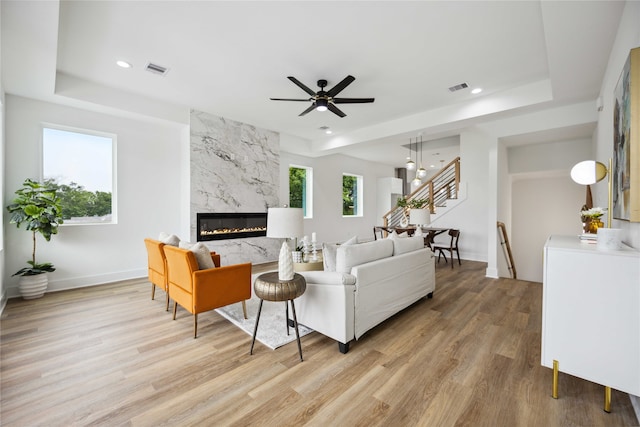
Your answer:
410;208;431;230
267;207;304;280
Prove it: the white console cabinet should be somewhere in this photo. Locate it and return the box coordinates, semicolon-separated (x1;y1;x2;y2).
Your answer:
542;234;640;398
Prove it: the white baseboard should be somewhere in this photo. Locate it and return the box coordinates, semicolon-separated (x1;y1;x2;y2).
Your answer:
630;394;640;424
4;269;147;299
0;290;7;317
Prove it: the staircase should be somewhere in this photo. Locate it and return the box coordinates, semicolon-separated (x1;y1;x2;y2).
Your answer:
383;157;461;227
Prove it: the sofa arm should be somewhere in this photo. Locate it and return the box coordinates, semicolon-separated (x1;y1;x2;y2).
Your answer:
299;271;356;286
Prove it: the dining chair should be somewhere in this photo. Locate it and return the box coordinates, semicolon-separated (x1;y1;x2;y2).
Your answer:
432;229;461;268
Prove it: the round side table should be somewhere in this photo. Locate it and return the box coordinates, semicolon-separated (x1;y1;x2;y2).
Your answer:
250;272;306;361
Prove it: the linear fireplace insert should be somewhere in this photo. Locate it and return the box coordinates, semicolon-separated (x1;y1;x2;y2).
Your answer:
197;212;268;241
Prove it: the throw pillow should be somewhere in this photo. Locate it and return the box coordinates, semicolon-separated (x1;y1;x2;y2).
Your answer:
392;235;424;255
179;241;215;270
335;239;394;274
323;236;358;272
159;232;180;246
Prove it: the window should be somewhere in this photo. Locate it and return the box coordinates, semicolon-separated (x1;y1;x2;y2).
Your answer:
289;165;313;218
42;126;116;225
342;173;363;216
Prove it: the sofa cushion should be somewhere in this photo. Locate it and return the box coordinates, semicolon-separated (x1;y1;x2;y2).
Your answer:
159;232;180;246
323;236;358;272
179;241;215;270
392;235;424;255
336;239;394;274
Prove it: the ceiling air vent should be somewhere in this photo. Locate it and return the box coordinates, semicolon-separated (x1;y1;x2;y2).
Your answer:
145;62;169;76
448;82;469;92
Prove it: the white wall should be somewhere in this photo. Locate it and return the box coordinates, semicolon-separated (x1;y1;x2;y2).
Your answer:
512;175;584;282
0;88;5;311
427;128;492;265
280;151;395;245
4;95;186;297
506;138;593;283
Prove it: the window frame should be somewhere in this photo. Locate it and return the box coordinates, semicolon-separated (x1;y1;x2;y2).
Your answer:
41;123;117;226
342;173;363;217
289;164;313;219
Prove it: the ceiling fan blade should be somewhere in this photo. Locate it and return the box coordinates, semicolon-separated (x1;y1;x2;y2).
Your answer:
328;103;346;118
326;75;355;97
270;98;312;101
288;76;317;97
299;104;316;116
332;97;375;104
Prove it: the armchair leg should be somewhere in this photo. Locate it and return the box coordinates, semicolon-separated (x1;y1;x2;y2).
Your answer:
194;313;198;339
165;292;170;312
173;301;178;320
241;300;248;319
151;284;156;300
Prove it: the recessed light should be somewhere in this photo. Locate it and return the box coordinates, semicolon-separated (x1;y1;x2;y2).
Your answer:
116;60;132;69
471;88;483;94
319;126;332;134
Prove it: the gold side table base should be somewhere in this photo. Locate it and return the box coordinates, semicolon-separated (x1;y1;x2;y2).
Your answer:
249;272;306;362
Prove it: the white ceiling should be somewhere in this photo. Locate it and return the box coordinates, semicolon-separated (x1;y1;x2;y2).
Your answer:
1;1;625;168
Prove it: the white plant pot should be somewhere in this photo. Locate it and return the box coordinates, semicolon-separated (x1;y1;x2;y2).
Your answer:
18;273;48;300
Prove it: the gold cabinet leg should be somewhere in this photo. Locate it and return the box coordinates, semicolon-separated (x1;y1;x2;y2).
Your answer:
604;386;612;413
552;360;559;399
242;300;248;319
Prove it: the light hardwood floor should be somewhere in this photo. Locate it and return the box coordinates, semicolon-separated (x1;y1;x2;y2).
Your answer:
1;260;638;426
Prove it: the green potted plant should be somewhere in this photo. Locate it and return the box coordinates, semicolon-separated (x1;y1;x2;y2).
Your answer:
397;197;432;227
6;178;64;299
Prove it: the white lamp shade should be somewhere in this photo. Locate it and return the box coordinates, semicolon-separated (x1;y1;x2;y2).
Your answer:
267;207;304;239
409;208;430;226
570;160;608;185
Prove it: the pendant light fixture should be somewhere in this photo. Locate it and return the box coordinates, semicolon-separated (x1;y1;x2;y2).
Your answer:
417;136;427;179
411;136;422;188
405;137;416;170
411;174;422;189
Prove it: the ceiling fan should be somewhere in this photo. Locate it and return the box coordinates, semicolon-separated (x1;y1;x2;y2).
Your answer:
270;75;375;118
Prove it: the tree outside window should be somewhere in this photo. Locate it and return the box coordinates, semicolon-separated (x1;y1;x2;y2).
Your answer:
343;173;363;216
289;165;312;218
42;126;116;225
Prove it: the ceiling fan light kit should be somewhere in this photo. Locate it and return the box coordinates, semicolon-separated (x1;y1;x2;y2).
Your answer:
270;75;374;118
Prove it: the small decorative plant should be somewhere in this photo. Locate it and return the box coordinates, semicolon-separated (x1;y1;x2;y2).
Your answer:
581;206;606;220
397;197;431;210
6;178;64;276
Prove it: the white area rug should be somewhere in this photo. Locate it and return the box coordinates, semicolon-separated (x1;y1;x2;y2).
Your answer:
215;274;313;350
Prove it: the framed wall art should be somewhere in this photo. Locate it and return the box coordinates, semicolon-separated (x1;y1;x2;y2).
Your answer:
613;46;640;222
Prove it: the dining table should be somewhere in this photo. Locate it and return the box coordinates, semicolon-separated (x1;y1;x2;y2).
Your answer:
375;226;450;249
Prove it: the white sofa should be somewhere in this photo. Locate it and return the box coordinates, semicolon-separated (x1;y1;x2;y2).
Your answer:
296;236;435;353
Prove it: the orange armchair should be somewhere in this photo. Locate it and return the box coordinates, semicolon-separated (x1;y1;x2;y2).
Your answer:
144;238;221;311
163;245;251;338
144;238;171;310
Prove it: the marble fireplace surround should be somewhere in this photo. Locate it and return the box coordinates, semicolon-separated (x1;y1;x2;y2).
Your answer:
190;109;281;265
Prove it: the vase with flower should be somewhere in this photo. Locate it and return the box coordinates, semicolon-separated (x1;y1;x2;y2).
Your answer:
581;207;606;234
